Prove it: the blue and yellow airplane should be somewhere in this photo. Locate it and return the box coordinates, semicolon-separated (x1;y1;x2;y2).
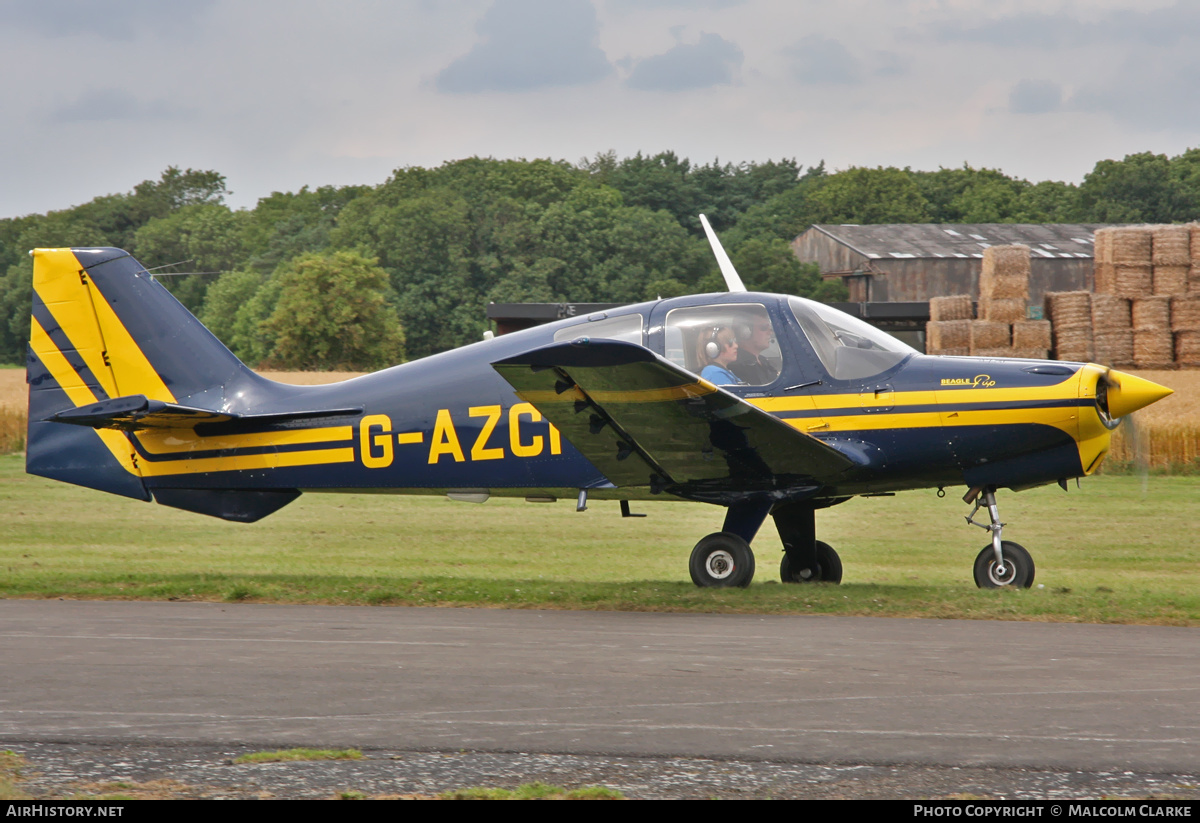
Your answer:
25;227;1172;590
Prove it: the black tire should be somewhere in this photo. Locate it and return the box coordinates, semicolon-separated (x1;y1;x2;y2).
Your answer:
973;541;1035;589
780;540;843;584
689;532;755;588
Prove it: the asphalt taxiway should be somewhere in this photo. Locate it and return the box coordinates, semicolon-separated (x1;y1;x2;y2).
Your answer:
2;599;1198;778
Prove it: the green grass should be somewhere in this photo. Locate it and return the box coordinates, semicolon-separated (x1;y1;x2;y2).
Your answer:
232;748;363;764
3;454;1199;624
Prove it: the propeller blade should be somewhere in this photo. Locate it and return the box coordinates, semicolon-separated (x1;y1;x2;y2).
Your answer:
699;214;746;293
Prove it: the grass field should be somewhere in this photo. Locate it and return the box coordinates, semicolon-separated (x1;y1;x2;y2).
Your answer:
2;453;1198;624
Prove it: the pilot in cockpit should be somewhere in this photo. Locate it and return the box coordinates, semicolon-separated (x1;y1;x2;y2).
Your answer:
699;326;742;385
730;310;779;385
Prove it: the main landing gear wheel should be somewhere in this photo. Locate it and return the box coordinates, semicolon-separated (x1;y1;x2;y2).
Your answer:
689;532;755;588
779;541;843;584
973;541;1035;589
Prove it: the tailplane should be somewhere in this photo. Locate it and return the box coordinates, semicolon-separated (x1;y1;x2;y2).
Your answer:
25;247;316;520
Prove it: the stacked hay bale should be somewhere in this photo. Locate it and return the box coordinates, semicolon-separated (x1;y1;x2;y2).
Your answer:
1092;293;1135;367
1079;224;1200;368
1132;295;1173;369
926;294;972;356
975;245;1048;358
1176;295;1200;367
1152;226;1190;294
1191;226;1200;293
1045;291;1093;362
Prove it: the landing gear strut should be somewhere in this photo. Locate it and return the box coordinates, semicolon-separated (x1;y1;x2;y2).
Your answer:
964;487;1035;588
772;500;842;584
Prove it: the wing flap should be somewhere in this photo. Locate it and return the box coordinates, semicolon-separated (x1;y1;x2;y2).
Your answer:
492;340;855;499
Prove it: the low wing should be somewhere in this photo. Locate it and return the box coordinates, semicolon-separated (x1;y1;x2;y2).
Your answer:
492;339;856;502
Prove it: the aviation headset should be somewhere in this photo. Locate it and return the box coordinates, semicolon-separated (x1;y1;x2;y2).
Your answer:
705;327;731;360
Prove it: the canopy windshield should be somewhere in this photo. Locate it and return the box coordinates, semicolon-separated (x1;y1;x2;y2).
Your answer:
788;296;916;382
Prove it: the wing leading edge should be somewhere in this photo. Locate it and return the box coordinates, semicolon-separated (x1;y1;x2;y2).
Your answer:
491;339;857;503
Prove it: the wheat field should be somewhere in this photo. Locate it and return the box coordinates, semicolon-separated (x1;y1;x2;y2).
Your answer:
3;367;1198;470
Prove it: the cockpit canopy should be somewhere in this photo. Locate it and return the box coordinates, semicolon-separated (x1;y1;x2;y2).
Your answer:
787;296;916;382
549;293;917;387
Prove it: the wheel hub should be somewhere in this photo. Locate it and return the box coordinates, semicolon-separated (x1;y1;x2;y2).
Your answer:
988;560;1016;586
706;550;735;579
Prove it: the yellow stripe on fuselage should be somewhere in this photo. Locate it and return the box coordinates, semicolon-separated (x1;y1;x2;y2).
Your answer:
134;446;356;477
134;426;354;456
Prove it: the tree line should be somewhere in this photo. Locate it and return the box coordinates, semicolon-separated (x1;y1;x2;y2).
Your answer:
2;149;1199;369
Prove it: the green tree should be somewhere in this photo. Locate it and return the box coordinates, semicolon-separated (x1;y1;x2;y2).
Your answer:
199;269;266;351
532;185;708;303
131;204;248;312
262;251;405;371
1077;152;1185;223
805;166;931;224
241;184;370;274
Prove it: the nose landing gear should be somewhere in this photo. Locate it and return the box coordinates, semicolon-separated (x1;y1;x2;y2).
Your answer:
964;486;1036;588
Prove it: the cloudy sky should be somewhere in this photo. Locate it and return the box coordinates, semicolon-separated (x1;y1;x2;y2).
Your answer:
2;0;1198;216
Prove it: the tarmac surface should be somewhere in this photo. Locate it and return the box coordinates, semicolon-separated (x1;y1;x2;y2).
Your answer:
2;600;1199;799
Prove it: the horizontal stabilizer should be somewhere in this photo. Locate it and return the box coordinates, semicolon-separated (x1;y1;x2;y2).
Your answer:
492;339;855;502
50;394;362;431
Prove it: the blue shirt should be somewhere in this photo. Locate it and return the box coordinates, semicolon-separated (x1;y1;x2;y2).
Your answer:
701;364;740;385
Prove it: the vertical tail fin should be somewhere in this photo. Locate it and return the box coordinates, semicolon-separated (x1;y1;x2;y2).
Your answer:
26;247;255;499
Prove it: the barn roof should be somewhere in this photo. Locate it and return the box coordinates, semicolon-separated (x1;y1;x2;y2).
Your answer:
807;224;1107;261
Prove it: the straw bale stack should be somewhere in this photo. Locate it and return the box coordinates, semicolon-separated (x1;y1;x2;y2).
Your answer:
1132;296;1172;330
1051;328;1093;362
927;320;971;353
1113;264;1153;297
1111;228;1152;264
1093;227;1114;264
1154;265;1189;295
970;320;1011;352
1091;294;1132;329
1190;224;1200;260
1013;320;1052;351
1172;296;1200;331
973;348;1016;358
1152;225;1191;265
1093;329;1135;367
929;295;974;321
979;245;1030;300
979;297;1026;324
1045;291;1092;328
1176;332;1200;367
1134;330;1175;369
1011;348;1050;360
1045;291;1093;362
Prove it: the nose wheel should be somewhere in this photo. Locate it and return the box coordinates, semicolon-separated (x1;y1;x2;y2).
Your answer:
973;541;1035;588
964;487;1036;589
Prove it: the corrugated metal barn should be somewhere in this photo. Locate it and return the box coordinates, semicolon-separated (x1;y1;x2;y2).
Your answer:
792;224;1107;306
